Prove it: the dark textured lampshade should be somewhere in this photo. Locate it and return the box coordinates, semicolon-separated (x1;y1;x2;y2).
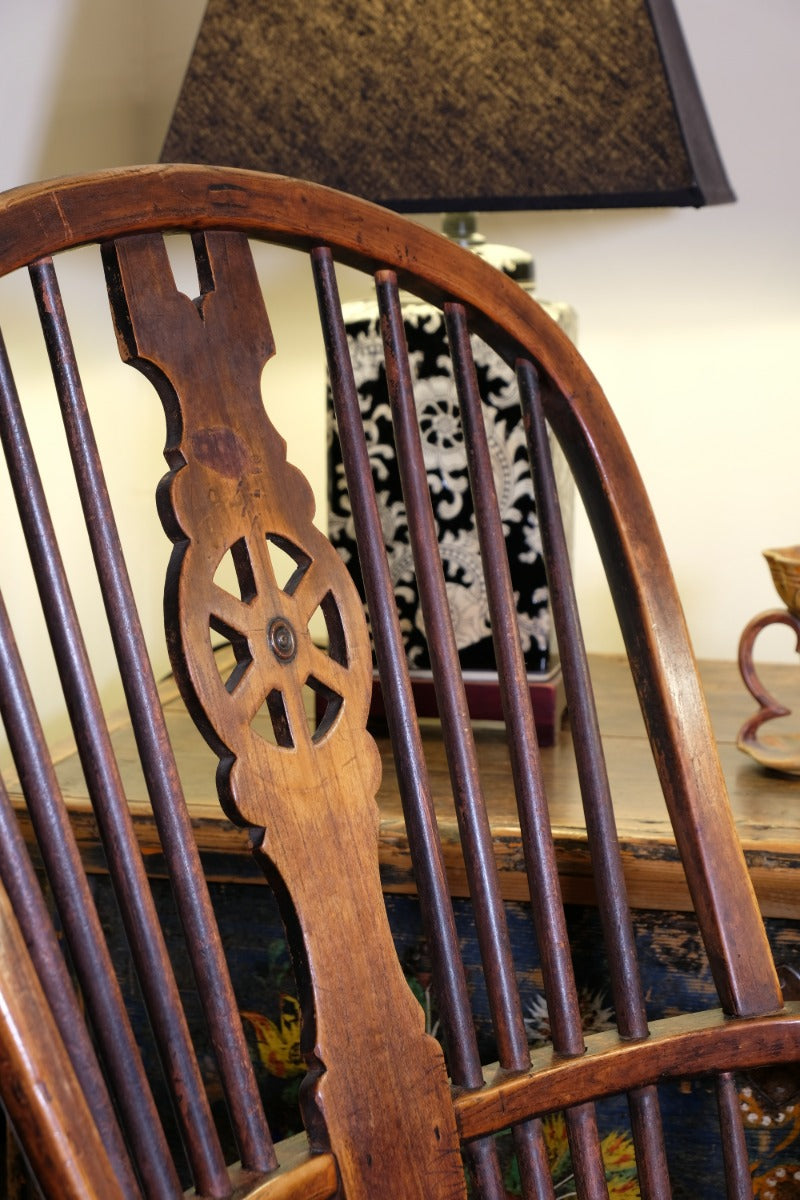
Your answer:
162;0;733;212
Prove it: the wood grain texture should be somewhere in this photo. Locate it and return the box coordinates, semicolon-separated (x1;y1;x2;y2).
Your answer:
0;170;777;1016
26;250;273;1174
224;1136;339;1199
26;657;800;917
104;227;465;1199
0;166;796;1198
455;1004;800;1143
0;881;126;1200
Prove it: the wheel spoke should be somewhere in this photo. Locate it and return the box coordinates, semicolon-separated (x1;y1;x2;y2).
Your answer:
306;644;350;696
208;582;255;638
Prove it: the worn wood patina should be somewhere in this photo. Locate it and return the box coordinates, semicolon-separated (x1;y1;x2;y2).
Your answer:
0;166;797;1198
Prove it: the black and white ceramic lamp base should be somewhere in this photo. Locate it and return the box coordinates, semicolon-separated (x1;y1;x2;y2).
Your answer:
327;289;576;744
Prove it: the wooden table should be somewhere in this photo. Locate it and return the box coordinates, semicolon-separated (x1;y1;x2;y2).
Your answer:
21;654;800;921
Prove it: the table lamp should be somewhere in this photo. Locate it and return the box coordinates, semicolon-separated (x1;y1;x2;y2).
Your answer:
162;0;732;211
161;0;733;740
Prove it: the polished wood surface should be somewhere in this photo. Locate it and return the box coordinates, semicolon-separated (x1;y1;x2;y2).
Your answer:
1;166;798;1198
105;228;465;1200
0;165;780;1002
456;1002;800;1143
0;878;126;1200
29;654;800;919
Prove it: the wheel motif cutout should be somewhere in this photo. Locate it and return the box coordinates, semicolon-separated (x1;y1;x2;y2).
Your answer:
207;532;349;749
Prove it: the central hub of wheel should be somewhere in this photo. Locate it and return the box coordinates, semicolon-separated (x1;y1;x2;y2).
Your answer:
268;616;298;663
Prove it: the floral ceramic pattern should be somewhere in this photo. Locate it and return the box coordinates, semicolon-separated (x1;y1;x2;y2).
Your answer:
327;301;561;673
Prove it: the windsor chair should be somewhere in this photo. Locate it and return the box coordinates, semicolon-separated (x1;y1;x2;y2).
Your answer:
0;165;796;1200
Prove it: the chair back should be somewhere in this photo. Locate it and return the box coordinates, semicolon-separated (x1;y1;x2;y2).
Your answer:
0;166;794;1199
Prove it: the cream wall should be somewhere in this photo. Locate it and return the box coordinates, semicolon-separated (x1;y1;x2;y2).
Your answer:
1;0;798;757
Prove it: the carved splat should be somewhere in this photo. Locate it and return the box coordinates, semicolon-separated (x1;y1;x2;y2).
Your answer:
103;230;466;1199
